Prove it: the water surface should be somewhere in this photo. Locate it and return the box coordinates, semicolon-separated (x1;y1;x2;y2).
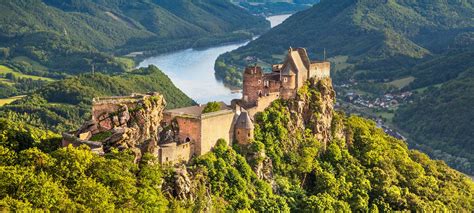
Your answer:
138;14;291;104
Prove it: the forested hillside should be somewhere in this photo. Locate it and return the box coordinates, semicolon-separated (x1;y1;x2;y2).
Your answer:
216;0;474;86
394;54;474;174
0;79;472;211
215;0;474;175
0;65;195;132
0;0;269;74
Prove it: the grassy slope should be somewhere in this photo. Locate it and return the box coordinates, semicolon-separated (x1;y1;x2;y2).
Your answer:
0;96;25;107
0;65;54;81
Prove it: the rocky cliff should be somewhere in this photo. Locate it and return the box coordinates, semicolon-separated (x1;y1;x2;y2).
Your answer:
249;77;345;185
292;77;341;147
72;93;166;161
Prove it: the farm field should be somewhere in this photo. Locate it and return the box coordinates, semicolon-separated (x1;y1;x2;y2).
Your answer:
0;65;54;81
0;95;25;106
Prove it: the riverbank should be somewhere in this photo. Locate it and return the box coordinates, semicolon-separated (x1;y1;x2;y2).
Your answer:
128;14;291;66
137;15;291;104
123;32;259;63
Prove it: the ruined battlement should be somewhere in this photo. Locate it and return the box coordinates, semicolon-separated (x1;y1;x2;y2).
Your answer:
241;47;331;105
92;93;161;104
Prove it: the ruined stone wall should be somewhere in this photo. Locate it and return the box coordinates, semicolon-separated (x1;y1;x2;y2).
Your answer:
297;48;311;68
281;74;296;90
92;102;138;130
175;116;200;155
243;67;264;104
309;62;331;79
247;93;280;118
296;67;308;90
199;110;235;155
80;93;165;160
262;79;281;95
159;142;192;164
62;133;104;155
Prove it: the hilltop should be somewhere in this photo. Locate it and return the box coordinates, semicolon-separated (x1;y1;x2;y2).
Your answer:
0;77;472;211
216;0;474;86
214;0;474;175
0;0;269;75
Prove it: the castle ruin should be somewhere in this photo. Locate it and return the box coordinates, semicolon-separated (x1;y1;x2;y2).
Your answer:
62;47;330;164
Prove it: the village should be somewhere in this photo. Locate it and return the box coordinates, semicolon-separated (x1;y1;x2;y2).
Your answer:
333;80;412;141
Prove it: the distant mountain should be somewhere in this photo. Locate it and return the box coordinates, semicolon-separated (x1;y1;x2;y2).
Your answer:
0;0;269;75
216;0;474;86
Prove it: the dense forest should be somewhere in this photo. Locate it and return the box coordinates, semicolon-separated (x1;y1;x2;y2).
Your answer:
394;61;474;175
215;0;474;175
0;80;472;211
0;65;195;133
216;0;474;87
0;0;270;74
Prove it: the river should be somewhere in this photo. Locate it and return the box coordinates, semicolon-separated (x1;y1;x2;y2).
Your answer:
138;14;291;104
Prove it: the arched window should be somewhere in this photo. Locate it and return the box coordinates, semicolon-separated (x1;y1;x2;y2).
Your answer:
283;77;288;83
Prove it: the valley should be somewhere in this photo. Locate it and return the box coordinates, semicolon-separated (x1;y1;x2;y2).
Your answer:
137;14;291;104
215;0;474;175
0;0;473;212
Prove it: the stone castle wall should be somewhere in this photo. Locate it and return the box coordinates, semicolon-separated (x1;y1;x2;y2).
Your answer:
243;66;264;104
91;94;152;131
247;92;280;118
199;110;235;155
309;62;330;79
235;127;253;145
158;142;192;164
62;133;104;155
175;117;200;154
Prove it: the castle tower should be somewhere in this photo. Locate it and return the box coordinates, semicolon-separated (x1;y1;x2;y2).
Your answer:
234;111;254;145
242;66;263;105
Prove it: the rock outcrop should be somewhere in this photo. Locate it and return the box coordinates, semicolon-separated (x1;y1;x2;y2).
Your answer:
65;93;166;161
289;77;341;149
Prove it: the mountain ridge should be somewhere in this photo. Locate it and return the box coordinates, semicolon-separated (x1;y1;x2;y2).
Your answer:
0;0;270;75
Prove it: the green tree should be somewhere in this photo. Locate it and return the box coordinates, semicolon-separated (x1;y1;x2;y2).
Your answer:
202;102;221;114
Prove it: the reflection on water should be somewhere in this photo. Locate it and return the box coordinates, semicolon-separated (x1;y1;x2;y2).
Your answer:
138;14;291;104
